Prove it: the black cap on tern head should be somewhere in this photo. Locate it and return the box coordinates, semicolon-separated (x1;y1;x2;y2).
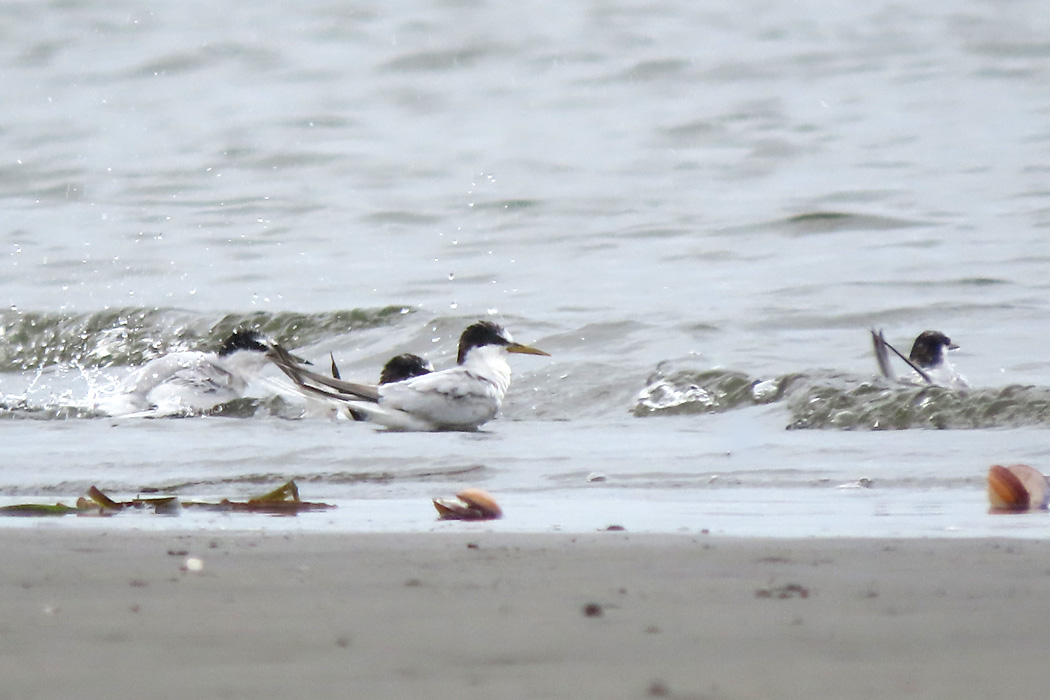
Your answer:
909;330;955;368
218;329;269;357
456;320;550;364
380;353;434;385
457;321;511;364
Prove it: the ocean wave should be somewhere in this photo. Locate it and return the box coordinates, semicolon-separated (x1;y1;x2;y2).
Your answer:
8;308;1050;431
0;399;100;421
0;305;413;372
634;364;1050;430
0;394;303;422
785;381;1050;430
633;365;801;416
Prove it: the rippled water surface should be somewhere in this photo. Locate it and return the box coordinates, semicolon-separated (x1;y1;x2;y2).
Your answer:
3;0;1050;536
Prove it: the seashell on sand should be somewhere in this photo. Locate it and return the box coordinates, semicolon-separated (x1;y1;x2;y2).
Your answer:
433;488;502;521
987;464;1050;512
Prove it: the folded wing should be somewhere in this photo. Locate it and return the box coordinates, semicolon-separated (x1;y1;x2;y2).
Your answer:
268;343;381;403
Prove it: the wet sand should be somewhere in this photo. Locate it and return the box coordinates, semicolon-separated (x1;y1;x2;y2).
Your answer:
1;531;1046;699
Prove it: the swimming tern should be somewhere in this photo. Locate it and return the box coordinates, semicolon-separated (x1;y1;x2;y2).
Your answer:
269;321;550;431
97;329;296;416
330;351;434;421
871;329;968;389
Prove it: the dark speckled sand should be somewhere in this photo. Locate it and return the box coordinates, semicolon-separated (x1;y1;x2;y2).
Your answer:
1;531;1047;699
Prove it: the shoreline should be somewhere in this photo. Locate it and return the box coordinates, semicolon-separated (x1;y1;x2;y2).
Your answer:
2;530;1047;699
0;484;1038;539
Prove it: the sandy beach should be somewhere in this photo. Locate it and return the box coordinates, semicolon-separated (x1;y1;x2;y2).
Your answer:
1;530;1047;699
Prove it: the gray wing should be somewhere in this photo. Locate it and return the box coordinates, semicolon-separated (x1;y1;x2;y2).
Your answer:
268;343;381;402
165;365;234;395
378;368;501;428
870;329;932;385
871;329;894;381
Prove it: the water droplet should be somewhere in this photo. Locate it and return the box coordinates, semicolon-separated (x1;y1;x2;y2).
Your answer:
448;273;455;280
450;302;458;310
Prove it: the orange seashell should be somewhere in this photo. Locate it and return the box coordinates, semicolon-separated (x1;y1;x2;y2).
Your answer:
988;464;1050;512
988;465;1029;511
433;488;502;520
456;489;502;518
1007;464;1049;509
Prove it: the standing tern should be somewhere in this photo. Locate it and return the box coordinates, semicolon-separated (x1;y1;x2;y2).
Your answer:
97;329;293;416
871;329;968;389
269;321;550;431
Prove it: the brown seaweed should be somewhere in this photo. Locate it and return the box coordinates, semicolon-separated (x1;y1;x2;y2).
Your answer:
0;480;333;517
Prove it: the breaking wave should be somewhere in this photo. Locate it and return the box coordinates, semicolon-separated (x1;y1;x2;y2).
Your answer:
6;306;1050;431
634;364;1050;430
0;305;413;372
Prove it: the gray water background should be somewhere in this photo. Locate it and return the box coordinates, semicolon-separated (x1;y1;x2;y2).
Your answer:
2;0;1050;536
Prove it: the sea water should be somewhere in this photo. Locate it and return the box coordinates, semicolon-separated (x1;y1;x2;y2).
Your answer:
2;0;1050;536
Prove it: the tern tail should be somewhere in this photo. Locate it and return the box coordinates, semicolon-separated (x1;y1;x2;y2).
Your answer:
267;344;382;403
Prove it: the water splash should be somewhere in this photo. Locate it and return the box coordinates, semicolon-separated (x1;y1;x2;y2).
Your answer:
633;364;802;416
0;305;413;372
635;363;1050;430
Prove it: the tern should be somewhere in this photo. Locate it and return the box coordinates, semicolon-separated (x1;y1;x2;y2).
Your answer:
270;321;550;431
871;329;968;389
329;352;434;386
330;352;434;421
97;329;290;416
378;353;435;385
